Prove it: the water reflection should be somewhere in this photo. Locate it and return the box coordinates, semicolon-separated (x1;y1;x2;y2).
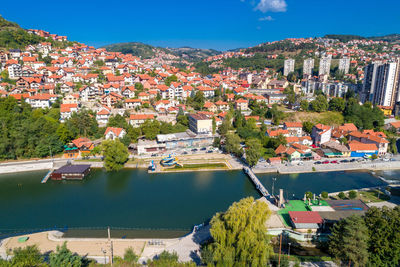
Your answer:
105;169;132;193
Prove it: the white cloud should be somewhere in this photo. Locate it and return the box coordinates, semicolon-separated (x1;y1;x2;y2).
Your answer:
259;16;274;21
255;0;287;13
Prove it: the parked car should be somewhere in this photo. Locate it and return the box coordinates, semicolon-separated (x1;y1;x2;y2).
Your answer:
298;162;304;166
314;161;321;165
340;159;349;163
207;150;213;153
322;160;330;164
330;160;339;164
390;158;397;161
350;159;356;162
200;147;207;151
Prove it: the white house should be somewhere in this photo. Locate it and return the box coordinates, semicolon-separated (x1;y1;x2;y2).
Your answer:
104;127;127;140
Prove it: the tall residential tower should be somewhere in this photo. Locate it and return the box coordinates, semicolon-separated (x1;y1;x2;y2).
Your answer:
284;58;295;76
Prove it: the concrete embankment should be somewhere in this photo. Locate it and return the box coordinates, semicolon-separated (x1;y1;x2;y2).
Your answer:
0;159;69;175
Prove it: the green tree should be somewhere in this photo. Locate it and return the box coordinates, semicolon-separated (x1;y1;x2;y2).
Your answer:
49;242;83;267
310;95;328;112
300;100;309;111
176;115;188;127
9;245;46;267
245;138;262;167
283;86;296;105
338;192;346;199
201;197;272;266
224;133;242;156
287;72;297;82
141;120;161;140
134;82;144;91
388;137;398;154
147;251;195;267
348;190;357;199
56;124;75;144
266;104;285;125
192;91;205;110
212;117;216;134
123;247;139;264
164;75;178;86
329;215;369;267
302;121;314;134
305;191;313;199
102;139;129;171
66;109;99;138
329;97;345;112
321;191;329;199
364;206;400;266
107;114;128;129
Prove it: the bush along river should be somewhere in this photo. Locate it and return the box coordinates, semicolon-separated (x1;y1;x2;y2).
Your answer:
0;168;389;238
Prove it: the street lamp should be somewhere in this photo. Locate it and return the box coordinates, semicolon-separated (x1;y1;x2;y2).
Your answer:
288;242;291;258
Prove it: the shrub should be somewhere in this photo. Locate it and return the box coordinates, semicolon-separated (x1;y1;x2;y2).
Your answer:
348;190;358;199
321;191;329;199
338;192;346;199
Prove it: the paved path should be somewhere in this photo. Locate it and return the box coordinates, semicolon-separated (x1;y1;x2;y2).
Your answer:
138;226;211;264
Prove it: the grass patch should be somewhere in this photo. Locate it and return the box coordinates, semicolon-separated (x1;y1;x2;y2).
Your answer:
359;190;390;203
285;111;344;126
75;158;102;162
164;163;227;171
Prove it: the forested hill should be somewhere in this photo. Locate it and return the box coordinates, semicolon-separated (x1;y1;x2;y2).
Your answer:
166;47;221;62
0;16;73;50
102;42;171;59
102;42;221;61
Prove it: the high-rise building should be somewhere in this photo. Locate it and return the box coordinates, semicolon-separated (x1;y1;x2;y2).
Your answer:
363;60;400;107
303;58;314;76
284;58;295;76
339;57;350;74
362;62;382;102
319;56;332;76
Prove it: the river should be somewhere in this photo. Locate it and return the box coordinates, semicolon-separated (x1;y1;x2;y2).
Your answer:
0;168;390;237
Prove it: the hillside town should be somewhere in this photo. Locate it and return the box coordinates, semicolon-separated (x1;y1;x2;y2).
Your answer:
0;6;400;266
1;31;400;170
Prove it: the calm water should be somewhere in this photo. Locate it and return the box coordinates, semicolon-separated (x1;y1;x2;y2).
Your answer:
0;169;388;236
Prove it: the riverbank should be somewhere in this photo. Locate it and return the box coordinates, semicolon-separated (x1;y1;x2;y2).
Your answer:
3;153;400;176
0;226;211;264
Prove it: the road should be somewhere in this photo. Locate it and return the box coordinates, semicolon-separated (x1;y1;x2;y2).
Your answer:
253;156;400;175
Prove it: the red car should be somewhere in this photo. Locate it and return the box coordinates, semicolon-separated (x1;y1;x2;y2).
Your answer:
330;160;339;164
322;160;330;164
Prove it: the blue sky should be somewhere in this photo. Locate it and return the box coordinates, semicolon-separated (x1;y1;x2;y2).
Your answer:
1;0;399;50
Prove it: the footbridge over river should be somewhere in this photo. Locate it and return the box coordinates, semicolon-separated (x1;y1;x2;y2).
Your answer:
243;167;270;197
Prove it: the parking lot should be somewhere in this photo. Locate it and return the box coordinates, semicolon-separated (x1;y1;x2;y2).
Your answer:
253;155;400;175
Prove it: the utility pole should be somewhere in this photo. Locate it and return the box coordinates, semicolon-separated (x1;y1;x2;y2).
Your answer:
278;234;282;266
108;227;113;266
